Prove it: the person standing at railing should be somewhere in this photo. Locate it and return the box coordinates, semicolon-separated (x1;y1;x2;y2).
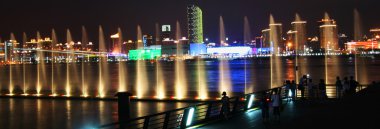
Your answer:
260;91;270;123
343;77;350;97
290;80;297;101
349;76;359;95
271;89;281;123
298;75;307;100
221;91;230;120
319;79;327;101
335;76;343;99
307;79;315;101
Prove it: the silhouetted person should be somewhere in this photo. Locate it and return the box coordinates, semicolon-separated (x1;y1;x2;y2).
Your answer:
260;91;270;122
343;77;350;97
336;76;343;99
221;91;230;120
298;75;307;100
319;79;327;101
271;89;281;122
307;78;314;100
349;76;358;95
290;80;296;101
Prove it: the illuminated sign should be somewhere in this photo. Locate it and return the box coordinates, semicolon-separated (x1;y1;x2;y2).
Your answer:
162;25;171;32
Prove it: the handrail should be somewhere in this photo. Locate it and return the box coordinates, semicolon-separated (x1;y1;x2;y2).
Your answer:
98;84;369;129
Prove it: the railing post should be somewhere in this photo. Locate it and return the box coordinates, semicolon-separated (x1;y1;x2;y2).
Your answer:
143;117;150;129
205;102;213;119
244;95;249;111
162;112;171;129
115;92;132;129
180;108;190;129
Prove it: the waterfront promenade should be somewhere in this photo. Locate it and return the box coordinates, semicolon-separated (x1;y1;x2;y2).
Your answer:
197;83;379;129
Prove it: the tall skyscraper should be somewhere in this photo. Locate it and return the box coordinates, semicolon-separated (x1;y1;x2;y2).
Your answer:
319;14;338;52
187;4;204;44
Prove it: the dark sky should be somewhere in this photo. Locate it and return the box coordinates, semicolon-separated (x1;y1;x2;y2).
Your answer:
0;0;379;43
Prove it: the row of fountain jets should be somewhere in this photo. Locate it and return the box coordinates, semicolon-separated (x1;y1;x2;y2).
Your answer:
4;11;366;100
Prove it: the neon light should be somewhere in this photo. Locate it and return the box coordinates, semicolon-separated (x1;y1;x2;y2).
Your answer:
186;108;195;126
247;94;255;109
289;90;292;97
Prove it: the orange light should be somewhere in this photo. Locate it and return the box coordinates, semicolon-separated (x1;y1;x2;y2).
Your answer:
287;42;292;47
376;35;380;39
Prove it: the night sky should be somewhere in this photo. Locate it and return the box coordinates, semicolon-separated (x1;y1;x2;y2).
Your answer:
0;0;379;43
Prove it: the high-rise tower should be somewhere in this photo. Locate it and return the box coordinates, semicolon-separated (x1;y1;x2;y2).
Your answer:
187;4;204;44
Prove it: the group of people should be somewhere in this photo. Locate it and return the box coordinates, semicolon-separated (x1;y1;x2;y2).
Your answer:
259;89;281;123
335;76;359;99
297;75;328;101
219;75;360;123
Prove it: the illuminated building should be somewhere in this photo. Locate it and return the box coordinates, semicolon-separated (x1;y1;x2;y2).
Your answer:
4;40;18;62
287;30;297;51
128;49;161;60
261;29;271;48
346;41;380;52
160;25;173;42
143;35;154;47
111;33;121;53
187;5;203;44
124;40;136;54
188;4;204;56
206;46;252;56
338;34;348;50
291;20;307;52
319;17;338;52
161;37;189;56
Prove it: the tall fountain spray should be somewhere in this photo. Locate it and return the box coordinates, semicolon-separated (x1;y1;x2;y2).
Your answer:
98;26;110;97
219;16;226;46
117;27;128;92
353;9;368;83
81;26;89;97
269;14;283;88
36;31;46;95
293;13;307;83
136;25;148;98
8;33;16;95
197;58;208;99
66;29;74;96
244;16;252;44
22;32;28;95
155;57;165;99
51;29;58;96
174;21;188;99
155;23;165;99
243;16;251;93
219;16;232;96
321;12;339;84
155;23;161;43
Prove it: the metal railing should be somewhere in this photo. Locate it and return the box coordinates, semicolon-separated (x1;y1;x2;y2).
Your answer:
99;86;288;129
99;84;369;129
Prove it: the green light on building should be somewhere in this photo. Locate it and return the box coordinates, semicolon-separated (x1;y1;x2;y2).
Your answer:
129;49;161;60
188;5;204;44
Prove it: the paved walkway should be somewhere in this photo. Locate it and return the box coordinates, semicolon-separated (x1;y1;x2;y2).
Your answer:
198;84;380;129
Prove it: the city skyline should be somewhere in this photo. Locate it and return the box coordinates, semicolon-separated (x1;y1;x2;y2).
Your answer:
0;0;379;43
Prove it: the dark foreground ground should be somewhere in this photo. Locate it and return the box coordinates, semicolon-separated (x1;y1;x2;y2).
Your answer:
199;83;380;129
